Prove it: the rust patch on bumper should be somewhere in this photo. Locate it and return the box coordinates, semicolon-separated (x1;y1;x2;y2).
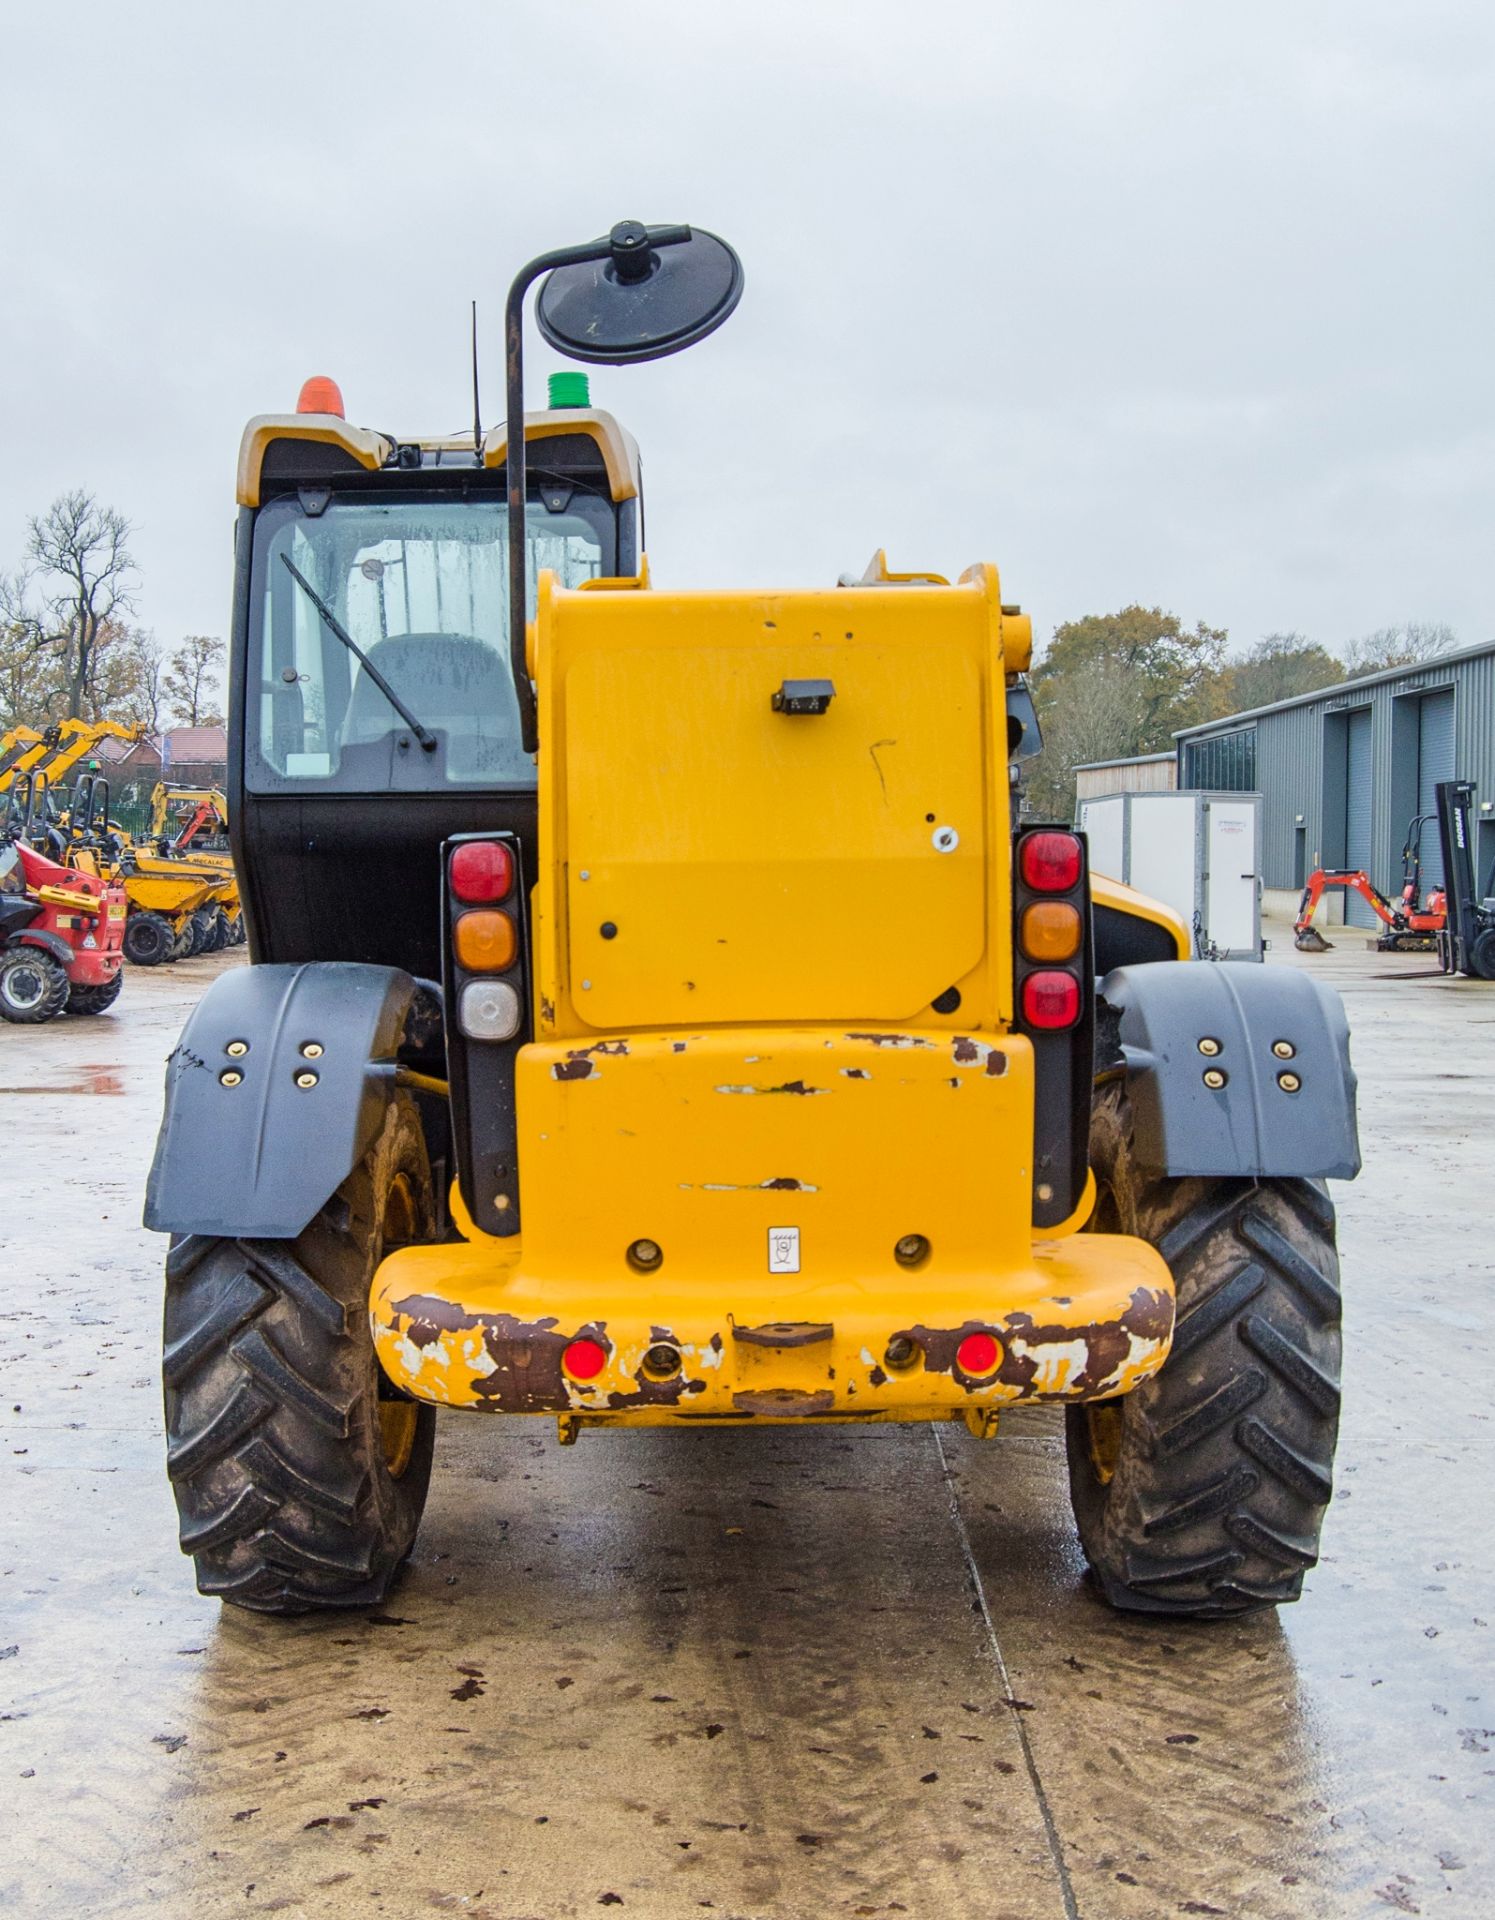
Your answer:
902;1284;1173;1399
732;1321;834;1349
732;1388;836;1417
387;1293;603;1413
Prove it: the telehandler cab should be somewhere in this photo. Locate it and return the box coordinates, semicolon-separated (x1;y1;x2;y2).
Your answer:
147;223;1359;1620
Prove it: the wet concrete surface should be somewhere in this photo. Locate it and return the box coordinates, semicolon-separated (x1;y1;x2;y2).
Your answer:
3;930;1492;1918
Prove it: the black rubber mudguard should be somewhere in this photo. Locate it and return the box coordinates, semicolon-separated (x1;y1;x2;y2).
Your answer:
144;962;416;1238
1099;962;1360;1181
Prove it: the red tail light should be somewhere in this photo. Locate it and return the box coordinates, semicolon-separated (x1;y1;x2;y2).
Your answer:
956;1332;1000;1376
562;1337;608;1381
1020;831;1083;893
450;840;514;903
1021;970;1081;1029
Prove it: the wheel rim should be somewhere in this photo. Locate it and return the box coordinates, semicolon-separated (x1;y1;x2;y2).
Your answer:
129;920;165;961
376;1169;424;1479
3;962;48;1009
1081;1160;1129;1487
378;1400;420;1478
1084;1402;1124;1485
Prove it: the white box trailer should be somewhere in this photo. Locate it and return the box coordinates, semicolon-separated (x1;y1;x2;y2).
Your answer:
1078;790;1264;961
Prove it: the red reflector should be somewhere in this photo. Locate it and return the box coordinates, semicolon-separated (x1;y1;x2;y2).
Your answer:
1022;970;1082;1029
450;840;514;903
562;1337;608;1381
956;1332;1000;1375
296;375;345;417
1020;831;1082;893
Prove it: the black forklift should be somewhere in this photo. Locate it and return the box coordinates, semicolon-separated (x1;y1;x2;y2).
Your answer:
1434;780;1495;979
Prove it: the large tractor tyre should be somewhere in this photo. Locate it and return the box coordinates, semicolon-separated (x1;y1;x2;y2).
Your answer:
162;1098;437;1614
186;909;214;957
0;947;71;1023
64;973;123;1016
209;907;232;952
124;910;176;967
1469;928;1495;981
1066;1083;1342;1619
227;912;246;947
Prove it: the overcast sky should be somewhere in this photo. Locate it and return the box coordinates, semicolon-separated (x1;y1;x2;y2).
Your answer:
3;1;1492;665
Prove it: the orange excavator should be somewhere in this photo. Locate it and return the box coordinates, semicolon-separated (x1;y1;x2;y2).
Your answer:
1295;812;1446;952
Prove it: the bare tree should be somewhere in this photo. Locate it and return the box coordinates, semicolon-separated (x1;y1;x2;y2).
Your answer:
93;621;165;731
0;570;66;718
0;600;56;728
162;634;226;727
12;491;138;719
1342;621;1457;677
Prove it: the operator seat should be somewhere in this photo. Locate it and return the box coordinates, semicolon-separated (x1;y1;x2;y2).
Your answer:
342;633;531;781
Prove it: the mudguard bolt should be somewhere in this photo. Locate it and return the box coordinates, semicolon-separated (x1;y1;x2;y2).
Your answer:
1203;1068;1227;1090
1198;1036;1222;1056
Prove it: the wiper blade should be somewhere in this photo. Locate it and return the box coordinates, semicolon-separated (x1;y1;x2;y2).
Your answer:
279;553;438;753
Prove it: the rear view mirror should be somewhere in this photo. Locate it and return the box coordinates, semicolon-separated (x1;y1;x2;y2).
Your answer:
1007;682;1043;762
536;223;744;366
504;221;744;753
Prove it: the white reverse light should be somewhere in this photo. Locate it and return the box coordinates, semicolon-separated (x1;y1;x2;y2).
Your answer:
459;979;521;1042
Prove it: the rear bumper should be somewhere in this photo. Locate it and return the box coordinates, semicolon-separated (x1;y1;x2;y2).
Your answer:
371;1229;1174;1425
372;1023;1174;1426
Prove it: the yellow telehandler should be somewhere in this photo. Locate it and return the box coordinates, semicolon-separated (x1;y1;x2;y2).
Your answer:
146;222;1358;1622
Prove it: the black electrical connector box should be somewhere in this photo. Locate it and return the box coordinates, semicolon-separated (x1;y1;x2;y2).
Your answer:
771;678;836;715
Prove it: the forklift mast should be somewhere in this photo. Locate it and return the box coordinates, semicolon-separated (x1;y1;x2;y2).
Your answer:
1434;780;1485;974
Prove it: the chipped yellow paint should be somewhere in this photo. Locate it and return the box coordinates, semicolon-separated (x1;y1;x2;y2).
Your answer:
371;1214;1172;1423
370;556;1180;1428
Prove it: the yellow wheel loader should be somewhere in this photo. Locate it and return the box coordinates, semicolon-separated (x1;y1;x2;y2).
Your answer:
145;223;1358;1620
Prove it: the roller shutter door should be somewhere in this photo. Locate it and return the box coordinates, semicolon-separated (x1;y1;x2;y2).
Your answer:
1345;710;1375;925
1416;690;1455;893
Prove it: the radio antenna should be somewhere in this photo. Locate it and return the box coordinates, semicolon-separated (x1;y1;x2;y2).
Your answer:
471;300;482;458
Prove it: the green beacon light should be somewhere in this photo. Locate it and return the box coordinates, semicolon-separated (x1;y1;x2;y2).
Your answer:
547;371;591;409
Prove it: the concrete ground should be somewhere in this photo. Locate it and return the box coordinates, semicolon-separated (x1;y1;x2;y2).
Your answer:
3;925;1492;1919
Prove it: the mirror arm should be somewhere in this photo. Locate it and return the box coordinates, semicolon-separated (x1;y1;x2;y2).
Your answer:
504;225;693;755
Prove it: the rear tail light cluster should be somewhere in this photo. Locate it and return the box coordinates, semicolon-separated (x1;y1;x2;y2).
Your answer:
444;832;529;1238
452;841;521;1042
1014;831;1086;1030
1012;827;1093;1228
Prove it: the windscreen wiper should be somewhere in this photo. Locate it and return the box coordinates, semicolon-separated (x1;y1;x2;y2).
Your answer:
279;553;438;753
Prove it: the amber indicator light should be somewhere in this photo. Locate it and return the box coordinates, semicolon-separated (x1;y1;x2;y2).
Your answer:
454;909;517;972
1020;900;1082;963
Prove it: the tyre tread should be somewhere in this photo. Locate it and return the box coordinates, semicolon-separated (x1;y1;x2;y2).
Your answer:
1068;1145;1342;1620
161;1102;436;1616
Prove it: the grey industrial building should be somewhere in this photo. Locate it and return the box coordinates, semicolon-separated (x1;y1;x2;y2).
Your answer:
1172;639;1495;926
